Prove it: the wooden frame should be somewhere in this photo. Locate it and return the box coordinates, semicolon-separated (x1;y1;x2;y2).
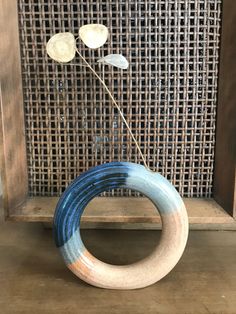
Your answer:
0;0;28;215
0;0;235;229
213;0;236;219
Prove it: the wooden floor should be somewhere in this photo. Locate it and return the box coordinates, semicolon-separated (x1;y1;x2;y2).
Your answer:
0;220;236;313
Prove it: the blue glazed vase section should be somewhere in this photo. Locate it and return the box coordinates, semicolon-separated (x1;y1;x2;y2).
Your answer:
53;162;183;250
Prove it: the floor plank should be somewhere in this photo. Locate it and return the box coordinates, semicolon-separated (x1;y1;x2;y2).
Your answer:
0;219;235;314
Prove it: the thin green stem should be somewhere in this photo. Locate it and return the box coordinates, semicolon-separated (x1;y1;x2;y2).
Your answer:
75;47;149;169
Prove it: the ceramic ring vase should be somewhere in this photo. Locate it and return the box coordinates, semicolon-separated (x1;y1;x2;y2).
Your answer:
53;162;189;290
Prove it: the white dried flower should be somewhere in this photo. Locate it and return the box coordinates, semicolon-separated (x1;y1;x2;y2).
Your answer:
79;24;109;49
98;54;129;69
46;32;76;63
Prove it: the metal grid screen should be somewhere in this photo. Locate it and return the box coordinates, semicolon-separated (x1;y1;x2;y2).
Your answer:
18;0;221;197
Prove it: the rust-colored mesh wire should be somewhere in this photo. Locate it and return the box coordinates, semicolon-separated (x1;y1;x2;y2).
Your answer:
18;0;221;197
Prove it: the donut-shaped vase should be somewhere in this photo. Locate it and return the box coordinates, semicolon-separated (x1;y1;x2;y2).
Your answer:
53;162;189;290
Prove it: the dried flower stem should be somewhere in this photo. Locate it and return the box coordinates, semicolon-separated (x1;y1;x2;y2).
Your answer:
75;47;149;169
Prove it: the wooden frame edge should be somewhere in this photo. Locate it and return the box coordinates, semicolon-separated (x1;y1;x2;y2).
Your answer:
0;0;28;218
213;0;236;218
7;197;236;231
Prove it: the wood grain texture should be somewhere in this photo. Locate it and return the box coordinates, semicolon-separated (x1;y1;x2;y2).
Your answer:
0;225;236;313
0;0;28;217
9;197;236;230
214;0;236;217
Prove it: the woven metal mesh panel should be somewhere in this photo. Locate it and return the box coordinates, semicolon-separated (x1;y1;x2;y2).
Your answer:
18;0;221;197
